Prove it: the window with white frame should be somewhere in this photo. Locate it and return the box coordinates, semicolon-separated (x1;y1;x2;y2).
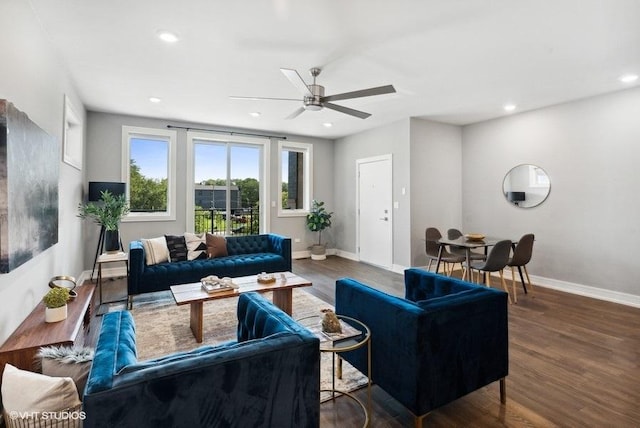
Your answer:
278;141;313;216
121;126;177;221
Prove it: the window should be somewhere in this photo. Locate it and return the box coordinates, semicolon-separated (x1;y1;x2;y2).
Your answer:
186;131;269;235
278;141;313;216
121;126;176;221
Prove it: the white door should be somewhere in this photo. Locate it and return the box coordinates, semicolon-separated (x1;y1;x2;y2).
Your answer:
357;155;393;268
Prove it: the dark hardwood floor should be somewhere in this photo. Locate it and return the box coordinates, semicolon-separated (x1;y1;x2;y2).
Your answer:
89;257;640;427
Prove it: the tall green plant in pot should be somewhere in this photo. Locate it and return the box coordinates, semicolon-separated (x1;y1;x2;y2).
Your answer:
306;200;333;260
78;190;130;253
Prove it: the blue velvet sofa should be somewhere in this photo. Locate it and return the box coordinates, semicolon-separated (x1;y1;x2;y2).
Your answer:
128;233;291;306
83;292;320;428
335;269;509;428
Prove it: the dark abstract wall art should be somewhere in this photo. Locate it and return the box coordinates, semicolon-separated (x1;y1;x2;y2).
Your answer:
0;100;59;273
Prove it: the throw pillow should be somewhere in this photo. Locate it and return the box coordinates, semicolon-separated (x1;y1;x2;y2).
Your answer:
1;363;81;413
36;346;94;397
206;233;228;258
184;232;207;260
141;236;170;265
165;234;188;262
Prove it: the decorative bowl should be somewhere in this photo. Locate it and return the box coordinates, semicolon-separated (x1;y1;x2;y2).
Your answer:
465;233;485;241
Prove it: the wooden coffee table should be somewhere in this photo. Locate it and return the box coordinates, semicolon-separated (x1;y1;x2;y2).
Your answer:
170;271;312;342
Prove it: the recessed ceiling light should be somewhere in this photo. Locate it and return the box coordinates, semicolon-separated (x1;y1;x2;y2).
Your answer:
619;74;638;83
249;112;261;117
503;104;516;112
149;97;162;103
156;30;179;43
322;122;333;128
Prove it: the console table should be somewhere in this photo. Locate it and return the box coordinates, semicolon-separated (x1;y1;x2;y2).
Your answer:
0;283;95;380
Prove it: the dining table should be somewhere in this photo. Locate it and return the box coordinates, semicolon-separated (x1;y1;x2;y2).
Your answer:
435;236;528;293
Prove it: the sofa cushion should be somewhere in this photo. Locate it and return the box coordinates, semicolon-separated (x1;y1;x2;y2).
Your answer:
165;234;188;262
206;233;228;258
185;232;207;260
141;237;170;265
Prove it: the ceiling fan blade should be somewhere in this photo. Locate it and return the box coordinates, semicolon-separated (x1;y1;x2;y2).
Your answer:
281;68;313;96
322;85;396;102
323;102;371;119
285;106;306;120
229;95;301;101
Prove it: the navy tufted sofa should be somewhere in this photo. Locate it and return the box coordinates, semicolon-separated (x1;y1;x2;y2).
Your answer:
335;269;509;428
83;292;320;428
128;233;291;306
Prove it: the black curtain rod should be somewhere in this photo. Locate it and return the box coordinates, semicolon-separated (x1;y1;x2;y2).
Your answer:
166;125;287;140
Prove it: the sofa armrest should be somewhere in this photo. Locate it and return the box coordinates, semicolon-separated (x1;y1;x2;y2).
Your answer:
85;311;137;395
267;233;292;272
128;241;145;295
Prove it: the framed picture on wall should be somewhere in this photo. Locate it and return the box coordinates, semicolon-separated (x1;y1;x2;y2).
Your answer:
63;94;83;170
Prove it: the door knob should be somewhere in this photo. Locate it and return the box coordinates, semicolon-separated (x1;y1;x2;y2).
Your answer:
379;217;388;221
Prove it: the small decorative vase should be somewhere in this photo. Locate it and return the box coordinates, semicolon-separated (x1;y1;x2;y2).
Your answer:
104;229;120;253
45;305;67;323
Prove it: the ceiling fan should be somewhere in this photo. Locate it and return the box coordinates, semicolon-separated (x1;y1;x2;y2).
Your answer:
231;68;396;119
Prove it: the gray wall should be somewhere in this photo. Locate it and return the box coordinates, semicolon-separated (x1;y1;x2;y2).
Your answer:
409;118;462;267
462;87;640;297
84;112;334;268
334;119;412;268
0;1;86;343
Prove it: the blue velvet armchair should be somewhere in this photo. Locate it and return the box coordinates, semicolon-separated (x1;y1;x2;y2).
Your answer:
335;268;509;427
83;292;320;428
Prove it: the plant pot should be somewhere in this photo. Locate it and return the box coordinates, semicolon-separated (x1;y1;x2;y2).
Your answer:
45;305;67;323
104;229;120;253
310;244;327;261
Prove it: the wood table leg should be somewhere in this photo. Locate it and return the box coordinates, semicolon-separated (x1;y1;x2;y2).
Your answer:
190;301;204;343
273;289;293;315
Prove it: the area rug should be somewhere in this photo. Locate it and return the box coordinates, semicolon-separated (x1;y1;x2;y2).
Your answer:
129;288;368;401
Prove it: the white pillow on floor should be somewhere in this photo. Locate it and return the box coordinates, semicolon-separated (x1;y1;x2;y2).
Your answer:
1;363;80;412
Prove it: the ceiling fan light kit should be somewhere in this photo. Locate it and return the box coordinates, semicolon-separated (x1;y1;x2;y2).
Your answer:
232;67;396;120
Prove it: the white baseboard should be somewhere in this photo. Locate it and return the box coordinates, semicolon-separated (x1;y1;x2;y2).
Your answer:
79;266;127;284
527;274;640;308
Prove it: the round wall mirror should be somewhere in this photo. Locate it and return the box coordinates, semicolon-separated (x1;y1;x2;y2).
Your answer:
503;164;550;208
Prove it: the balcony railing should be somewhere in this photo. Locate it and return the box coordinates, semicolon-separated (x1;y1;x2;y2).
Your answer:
194;207;260;236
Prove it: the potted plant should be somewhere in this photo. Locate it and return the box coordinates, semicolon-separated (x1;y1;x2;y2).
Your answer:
78;190;130;253
306;199;333;260
43;287;70;323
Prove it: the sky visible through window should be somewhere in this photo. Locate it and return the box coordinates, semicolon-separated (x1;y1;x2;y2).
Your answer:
132;138;261;182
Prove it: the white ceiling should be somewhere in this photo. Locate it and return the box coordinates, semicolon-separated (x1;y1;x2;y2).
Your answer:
28;0;640;139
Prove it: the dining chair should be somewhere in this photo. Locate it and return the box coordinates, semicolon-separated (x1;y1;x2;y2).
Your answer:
425;227;465;277
464;239;513;304
507;233;535;303
447;228;487;261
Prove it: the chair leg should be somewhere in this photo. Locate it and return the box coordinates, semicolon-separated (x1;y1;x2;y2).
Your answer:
486;271;491;287
524;265;534;294
414;413;429;428
500;378;507;404
427;259;433;272
511;266;518;303
499;270;512;304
